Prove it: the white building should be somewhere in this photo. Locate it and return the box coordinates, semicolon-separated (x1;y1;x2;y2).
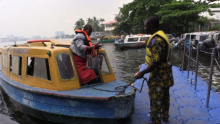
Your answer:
199;1;220;29
104;20;117;31
200;8;220;21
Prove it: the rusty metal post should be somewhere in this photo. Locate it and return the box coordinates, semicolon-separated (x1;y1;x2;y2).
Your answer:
206;48;215;108
194;44;199;90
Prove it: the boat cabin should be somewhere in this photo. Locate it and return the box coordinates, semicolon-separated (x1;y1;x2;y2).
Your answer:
182;31;219;46
124;34;151;43
0;39;116;91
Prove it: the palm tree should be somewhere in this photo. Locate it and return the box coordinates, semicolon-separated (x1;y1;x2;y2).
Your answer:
99;18;105;31
87;18;93;25
99;18;105;24
92;16;100;31
74;18;85;29
74;21;81;29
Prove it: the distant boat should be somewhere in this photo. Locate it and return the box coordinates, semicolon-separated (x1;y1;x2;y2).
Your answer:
115;34;151;48
98;36;117;43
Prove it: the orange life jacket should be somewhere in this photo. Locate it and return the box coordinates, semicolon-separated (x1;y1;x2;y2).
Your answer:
75;29;93;46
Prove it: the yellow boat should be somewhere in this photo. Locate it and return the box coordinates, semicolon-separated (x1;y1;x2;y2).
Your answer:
0;39;135;123
99;36;117;43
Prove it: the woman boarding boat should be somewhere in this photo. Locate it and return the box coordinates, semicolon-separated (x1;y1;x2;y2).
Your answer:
0;39;135;123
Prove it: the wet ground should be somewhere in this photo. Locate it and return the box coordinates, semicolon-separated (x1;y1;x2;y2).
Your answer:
0;41;219;124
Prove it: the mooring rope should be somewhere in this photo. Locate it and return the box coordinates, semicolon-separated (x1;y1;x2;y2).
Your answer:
90;78;148;94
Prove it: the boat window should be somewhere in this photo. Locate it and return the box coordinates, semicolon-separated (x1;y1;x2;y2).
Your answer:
56;53;74;80
10;55;22;76
127;38;139;42
140;37;149;41
2;54;7;69
191;35;196;40
26;57;51;80
185;35;190;40
200;35;208;42
100;53;111;74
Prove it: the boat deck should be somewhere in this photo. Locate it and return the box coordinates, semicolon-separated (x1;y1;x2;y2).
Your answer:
118;64;220;124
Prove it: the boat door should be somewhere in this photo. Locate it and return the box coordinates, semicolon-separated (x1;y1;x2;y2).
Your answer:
53;49;81;90
98;49;116;83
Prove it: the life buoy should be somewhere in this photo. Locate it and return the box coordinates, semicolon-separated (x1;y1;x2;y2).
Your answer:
75;29;93;46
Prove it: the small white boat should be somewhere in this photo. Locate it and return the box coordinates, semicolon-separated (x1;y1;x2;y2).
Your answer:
115;34;151;47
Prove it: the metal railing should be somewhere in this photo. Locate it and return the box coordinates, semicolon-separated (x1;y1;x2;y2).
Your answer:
181;42;220;108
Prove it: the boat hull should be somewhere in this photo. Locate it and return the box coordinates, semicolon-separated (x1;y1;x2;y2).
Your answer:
99;39;115;43
0;72;135;121
7;96;118;124
115;43;136;48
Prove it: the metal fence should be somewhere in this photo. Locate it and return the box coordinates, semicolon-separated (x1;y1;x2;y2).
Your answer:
181;42;220;108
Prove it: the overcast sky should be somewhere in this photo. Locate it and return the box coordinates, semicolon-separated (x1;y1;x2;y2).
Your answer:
0;0;133;38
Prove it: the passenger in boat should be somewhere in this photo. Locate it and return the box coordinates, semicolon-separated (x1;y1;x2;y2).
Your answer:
120;16;174;124
27;57;35;76
70;24;101;85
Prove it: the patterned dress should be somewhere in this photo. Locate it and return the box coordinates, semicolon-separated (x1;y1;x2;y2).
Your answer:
146;36;174;124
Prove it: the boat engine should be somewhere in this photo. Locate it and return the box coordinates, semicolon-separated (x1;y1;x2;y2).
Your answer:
173;38;185;48
200;36;216;51
170;37;176;43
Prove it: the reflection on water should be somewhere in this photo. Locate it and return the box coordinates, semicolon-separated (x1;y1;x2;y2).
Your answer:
0;41;219;123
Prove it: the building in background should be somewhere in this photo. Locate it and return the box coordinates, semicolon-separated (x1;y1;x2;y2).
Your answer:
0;38;8;42
198;1;220;31
104;20;117;31
32;35;41;39
55;31;64;39
7;35;16;41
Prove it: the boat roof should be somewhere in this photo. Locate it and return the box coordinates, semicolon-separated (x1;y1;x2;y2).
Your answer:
126;34;151;38
185;31;218;35
27;39;72;46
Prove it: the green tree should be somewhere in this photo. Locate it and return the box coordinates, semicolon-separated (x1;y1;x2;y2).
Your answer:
74;18;85;29
156;0;208;33
210;25;220;31
99;18;105;31
113;0;211;34
99;18;105;24
87;18;93;25
86;17;105;31
113;0;172;34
